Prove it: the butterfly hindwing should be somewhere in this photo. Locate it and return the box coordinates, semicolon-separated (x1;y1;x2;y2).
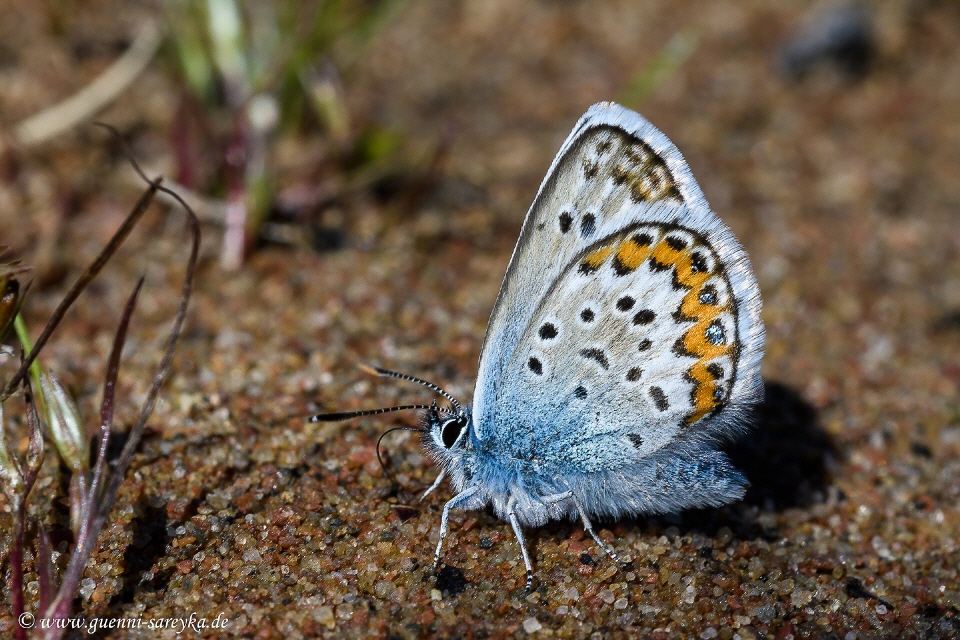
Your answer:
473;103;764;469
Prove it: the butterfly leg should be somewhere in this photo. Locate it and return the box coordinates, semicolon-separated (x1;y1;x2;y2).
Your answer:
434;485;479;570
570;492;625;567
420;469;447;502
540;491;573;504
506;495;534;591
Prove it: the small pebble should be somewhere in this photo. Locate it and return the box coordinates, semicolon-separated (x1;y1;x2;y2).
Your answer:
522;617;542;634
79;578;96;599
313;605;335;630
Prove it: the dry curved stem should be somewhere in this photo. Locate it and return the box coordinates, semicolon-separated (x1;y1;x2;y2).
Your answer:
0;179;162;401
44;184;201;630
74;276;144;551
1;124;199;639
12;20;164;147
121;166;230;224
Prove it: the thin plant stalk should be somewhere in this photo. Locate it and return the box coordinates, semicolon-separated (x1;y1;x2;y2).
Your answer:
10;381;45;640
60;276;144;555
36;528;55;613
0;128;200;638
12;312;45;417
0;179;162;401
38;278;144;627
43;182;200;630
81;276;144;546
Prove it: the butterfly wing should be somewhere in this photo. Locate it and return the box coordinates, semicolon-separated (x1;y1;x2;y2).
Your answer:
472;102;764;468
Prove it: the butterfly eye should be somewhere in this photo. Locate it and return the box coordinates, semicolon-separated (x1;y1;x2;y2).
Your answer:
440;416;466;448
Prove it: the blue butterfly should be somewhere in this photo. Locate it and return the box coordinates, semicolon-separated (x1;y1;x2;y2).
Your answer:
312;102;765;589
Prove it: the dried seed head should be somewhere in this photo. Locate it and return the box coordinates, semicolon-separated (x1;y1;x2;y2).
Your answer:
40;374;90;474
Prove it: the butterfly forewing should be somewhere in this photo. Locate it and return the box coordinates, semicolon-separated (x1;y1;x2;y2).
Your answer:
474;103;763;461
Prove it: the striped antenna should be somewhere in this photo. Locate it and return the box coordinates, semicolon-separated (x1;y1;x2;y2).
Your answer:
358;364;463;412
308;404;449;423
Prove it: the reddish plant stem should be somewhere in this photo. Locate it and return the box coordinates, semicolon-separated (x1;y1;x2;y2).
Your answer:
221;110;250;270
37;528;54;613
12;496;27;640
13;382;44;640
45;184;199;629
0;180;161;400
78;276;144;550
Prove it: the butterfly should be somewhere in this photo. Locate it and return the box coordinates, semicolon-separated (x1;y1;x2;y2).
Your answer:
311;102;765;589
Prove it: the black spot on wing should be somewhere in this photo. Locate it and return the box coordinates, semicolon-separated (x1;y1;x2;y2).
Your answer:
638;339;652;352
665;236;688;251
580;308;595;322
578;261;599;275
580;213;596;237
559;211;573;233
573;385;587;399
669;269;685;291
583;160;599;179
627;433;643;449
580;348;609;369
616;296;636;311
626;367;642;381
632;233;653;247
612;255;634;277
633;310;656;325
612;166;628;185
538;323;558;340
691;251;708;273
699;285;718;306
650;387;669;411
528;357;543;375
649;257;671;273
706;363;724;379
705;320;727;345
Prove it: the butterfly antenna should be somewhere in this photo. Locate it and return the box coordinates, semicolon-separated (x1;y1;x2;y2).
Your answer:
358;364;463;412
308;404;449;423
376;425;424;482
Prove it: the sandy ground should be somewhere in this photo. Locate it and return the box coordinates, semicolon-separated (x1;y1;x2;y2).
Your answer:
1;1;959;638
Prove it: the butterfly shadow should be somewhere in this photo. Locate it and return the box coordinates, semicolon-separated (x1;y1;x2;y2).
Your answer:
730;379;836;509
630;380;839;542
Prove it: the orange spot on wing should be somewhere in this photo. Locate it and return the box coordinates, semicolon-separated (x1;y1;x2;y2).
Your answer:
648;235;735;426
682;320;730;361
573;227;735;426
581;245;615;270
650;239;683;268
686;362;721;424
613;236;653;273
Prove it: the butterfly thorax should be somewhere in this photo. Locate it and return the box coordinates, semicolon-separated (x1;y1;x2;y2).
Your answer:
422;406;588;527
